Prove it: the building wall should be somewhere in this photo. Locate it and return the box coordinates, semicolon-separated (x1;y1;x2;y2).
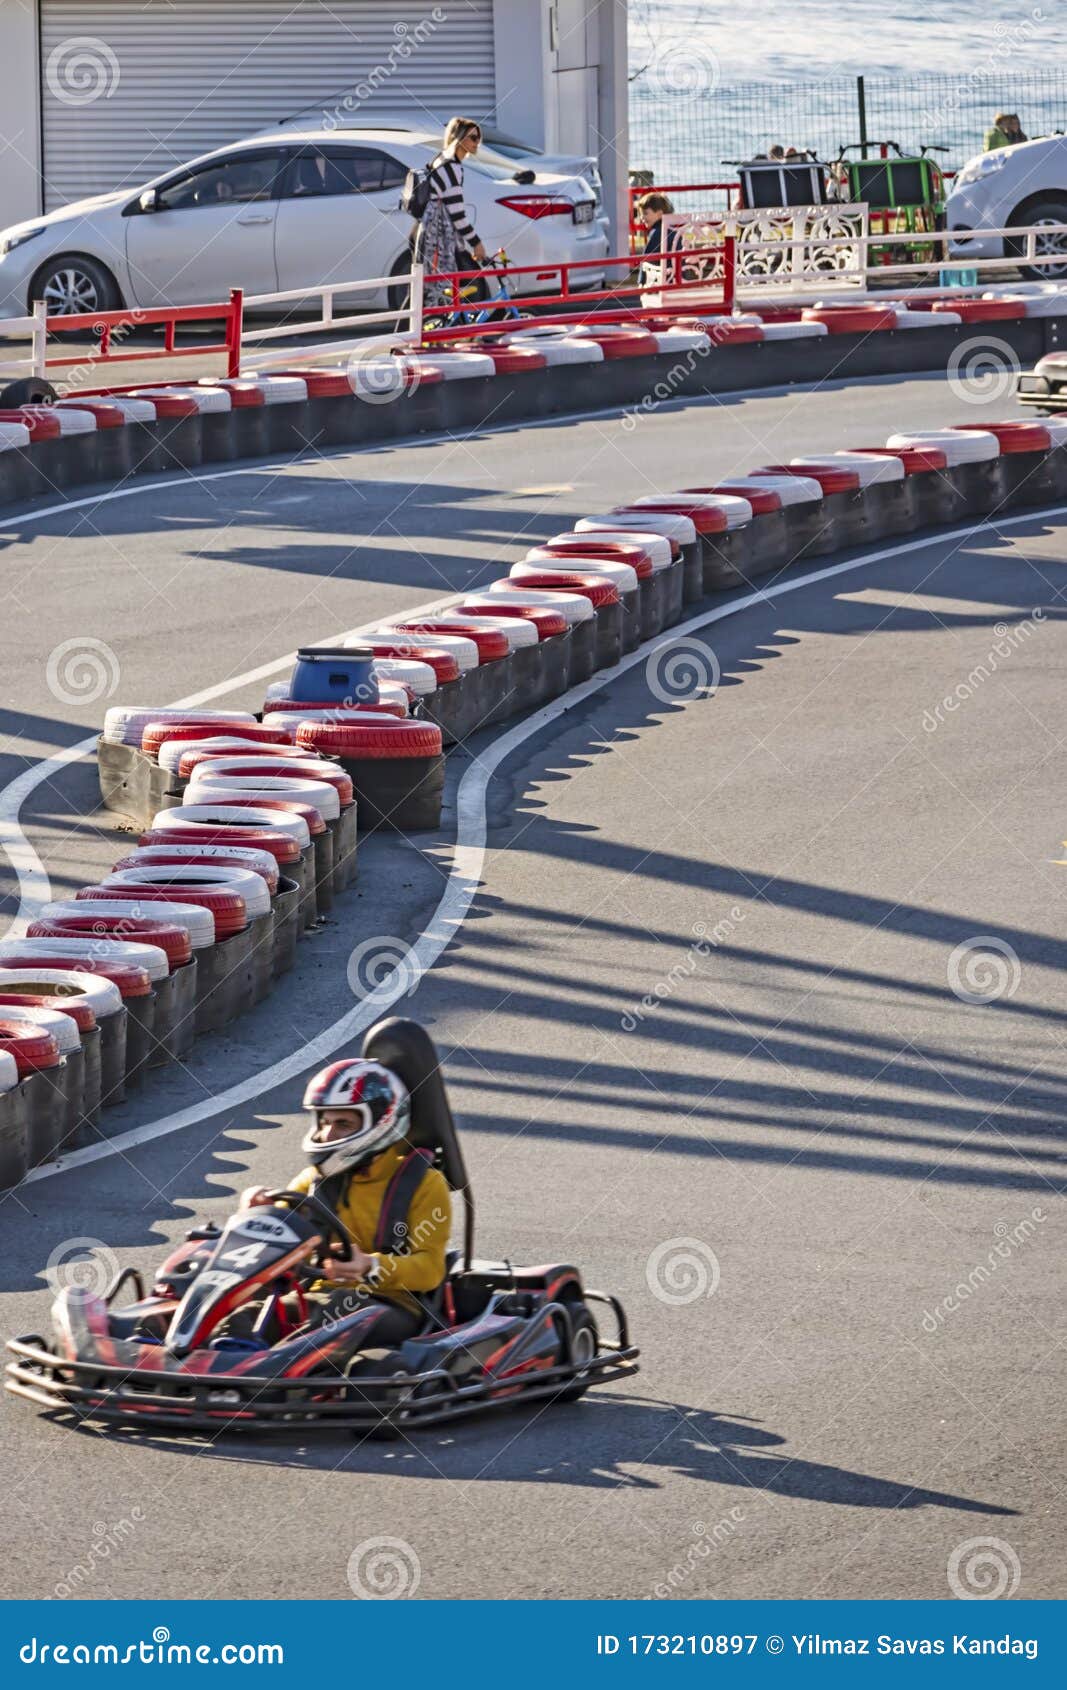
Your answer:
0;0;42;230
495;0;627;242
0;0;627;242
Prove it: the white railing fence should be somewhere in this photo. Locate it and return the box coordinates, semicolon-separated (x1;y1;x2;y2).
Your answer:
239;263;424;372
0;301;49;384
647;215;1067;308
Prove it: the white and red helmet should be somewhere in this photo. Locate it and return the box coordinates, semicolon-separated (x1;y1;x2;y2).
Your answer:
301;1058;410;1174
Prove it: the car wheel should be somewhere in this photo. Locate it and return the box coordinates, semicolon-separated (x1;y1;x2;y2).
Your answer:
387;253;414;315
31;255;120;319
1007;198;1067;281
554;1305;599;1403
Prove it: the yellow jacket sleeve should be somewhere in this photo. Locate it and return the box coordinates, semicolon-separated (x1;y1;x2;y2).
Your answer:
287;1167;315;1195
373;1168;452;1293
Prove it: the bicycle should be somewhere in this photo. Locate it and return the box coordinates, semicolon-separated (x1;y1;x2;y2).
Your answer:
424;249;522;330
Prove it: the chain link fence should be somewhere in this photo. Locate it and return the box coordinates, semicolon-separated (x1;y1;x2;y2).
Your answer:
630;68;1067;185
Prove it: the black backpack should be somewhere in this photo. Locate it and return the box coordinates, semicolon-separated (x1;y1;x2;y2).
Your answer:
400;155;440;220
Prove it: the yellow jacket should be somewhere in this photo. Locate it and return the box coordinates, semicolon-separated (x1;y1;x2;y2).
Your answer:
290;1144;452;1315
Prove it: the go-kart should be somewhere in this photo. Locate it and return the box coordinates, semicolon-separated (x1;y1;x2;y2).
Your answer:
5;1018;638;1435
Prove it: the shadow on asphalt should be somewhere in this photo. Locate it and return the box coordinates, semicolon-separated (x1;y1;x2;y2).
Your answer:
51;1395;1017;1517
2;522;1064;1292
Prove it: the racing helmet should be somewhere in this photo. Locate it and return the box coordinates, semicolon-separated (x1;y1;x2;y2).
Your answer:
301;1059;411;1175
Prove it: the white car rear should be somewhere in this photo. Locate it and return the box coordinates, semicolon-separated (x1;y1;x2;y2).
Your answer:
0;128;606;320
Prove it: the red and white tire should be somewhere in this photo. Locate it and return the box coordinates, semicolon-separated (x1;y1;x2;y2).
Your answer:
0;967;123;1020
63;893;217;949
481;583;595;623
103;707;255;749
885;429;999;465
156;805;312;849
102;864;269;921
185;774;340;823
7;933;170;982
112;845;280;894
188;758;354;807
295;719;443;759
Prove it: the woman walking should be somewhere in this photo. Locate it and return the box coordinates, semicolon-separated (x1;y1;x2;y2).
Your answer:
414;117;489;307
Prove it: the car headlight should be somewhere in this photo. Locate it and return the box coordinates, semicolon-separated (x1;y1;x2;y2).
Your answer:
0;225;46;259
954;152;1008;190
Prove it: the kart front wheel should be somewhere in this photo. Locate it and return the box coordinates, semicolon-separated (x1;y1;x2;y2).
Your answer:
555;1306;599;1403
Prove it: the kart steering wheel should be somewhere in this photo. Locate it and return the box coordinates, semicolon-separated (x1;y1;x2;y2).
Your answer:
262;1189;353;1263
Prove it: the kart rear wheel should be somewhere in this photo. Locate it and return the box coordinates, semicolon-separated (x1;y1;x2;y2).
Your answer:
555;1306;599;1403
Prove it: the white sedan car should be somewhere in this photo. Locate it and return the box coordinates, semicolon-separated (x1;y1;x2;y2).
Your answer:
0;129;606;319
947;135;1067;278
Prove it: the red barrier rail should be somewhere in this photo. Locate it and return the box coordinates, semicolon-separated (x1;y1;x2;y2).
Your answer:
420;243;736;342
41;289;244;385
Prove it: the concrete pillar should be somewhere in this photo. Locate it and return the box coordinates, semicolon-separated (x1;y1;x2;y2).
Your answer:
593;0;628;249
492;0;552;148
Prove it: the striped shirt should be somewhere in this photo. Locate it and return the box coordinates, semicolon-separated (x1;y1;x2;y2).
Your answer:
426;149;477;248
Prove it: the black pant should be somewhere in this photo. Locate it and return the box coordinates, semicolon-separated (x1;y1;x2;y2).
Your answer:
218;1287;422;1348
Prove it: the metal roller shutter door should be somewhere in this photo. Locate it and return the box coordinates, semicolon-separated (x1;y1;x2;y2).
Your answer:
39;0;496;209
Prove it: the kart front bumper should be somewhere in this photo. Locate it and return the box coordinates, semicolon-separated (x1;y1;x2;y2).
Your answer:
5;1293;639;1435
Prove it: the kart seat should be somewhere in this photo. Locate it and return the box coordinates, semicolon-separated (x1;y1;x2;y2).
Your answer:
362;1018;469;1195
363;1018;475;1270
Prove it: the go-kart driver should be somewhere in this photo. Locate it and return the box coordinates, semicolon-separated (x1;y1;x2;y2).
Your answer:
217;1059;452;1350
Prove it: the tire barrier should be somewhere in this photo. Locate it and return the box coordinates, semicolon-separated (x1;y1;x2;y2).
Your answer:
0;296;1062;513
0;1003;85;1165
0;1021;66;1177
295;719;446;833
14;404;1067;1189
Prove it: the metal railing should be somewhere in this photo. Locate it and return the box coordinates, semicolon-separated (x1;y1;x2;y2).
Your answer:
239;265;424;370
0;294;243;389
419;245;734;334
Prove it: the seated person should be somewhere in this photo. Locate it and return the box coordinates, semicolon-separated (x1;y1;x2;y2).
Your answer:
217;1058;452;1349
637;192;681;286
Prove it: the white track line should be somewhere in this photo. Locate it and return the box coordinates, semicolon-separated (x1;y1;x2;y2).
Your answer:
20;501;1063;1183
